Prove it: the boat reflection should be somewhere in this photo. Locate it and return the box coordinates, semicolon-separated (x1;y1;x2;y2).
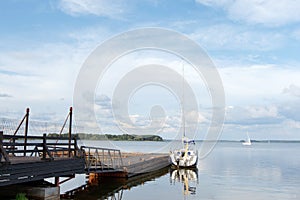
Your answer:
62;167;169;200
170;168;198;196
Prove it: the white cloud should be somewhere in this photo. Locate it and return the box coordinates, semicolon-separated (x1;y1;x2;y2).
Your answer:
219;64;300;105
189;24;285;51
0;93;12;98
186;110;207;123
278;100;300;121
0;41;89;119
196;0;300;26
283;84;300;97
247;105;278;118
284;119;300;129
58;0;128;18
226;105;282;126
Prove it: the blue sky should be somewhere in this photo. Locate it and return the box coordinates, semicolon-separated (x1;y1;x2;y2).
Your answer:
1;0;300;140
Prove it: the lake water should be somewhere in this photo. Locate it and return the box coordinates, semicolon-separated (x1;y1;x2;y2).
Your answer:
60;140;300;200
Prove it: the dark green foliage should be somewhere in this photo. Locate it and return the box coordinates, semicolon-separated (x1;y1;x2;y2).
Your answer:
15;193;28;200
47;133;163;141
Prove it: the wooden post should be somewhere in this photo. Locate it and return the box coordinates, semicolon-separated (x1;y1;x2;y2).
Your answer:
0;131;4;161
24;108;29;156
55;177;60;186
68;107;72;158
12;138;16;156
0;131;3;144
0;131;10;163
73;137;77;157
43;133;47;159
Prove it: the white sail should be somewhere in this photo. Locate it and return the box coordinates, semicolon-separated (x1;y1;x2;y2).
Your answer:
242;132;251;146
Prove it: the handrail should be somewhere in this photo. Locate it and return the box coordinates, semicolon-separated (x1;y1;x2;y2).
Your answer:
3;135;77;140
81;146;123;152
81;146;123;172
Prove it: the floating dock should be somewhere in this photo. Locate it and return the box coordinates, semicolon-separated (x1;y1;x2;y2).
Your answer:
122;152;170;177
85;149;170;178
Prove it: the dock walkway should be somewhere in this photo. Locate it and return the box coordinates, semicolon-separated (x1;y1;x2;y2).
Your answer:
122;153;170;177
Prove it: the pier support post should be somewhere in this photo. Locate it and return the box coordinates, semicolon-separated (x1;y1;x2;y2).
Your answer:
42;133;47;160
24;108;29;156
0;131;3;145
55;177;59;186
27;185;60;200
74;136;77;157
68;107;72;158
0;131;10;163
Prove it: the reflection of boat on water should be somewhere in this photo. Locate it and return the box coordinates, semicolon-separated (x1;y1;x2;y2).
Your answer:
170;168;198;196
62;167;169;200
242;132;252;146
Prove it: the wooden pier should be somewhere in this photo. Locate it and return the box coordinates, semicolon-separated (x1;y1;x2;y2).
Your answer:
0;133;170;187
0;107;170;190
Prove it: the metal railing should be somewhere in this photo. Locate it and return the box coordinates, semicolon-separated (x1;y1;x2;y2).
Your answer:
81;146;123;173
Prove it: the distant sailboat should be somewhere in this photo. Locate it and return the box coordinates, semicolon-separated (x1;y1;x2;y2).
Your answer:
242;132;251;146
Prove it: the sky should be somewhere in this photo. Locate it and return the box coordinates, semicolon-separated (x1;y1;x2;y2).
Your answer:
1;0;300;140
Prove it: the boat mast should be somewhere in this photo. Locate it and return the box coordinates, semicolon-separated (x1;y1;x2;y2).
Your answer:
182;61;186;138
246;131;250;143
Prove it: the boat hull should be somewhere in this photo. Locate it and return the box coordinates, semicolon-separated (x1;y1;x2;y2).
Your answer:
169;150;198;168
242;142;251;146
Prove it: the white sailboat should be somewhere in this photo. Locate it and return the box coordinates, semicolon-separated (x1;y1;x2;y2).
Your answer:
242;132;252;146
169;137;198;167
169;63;198;168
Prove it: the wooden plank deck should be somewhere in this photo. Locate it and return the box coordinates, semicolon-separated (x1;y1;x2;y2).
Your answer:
0;156;85;186
87;152;170;177
122;153;170;177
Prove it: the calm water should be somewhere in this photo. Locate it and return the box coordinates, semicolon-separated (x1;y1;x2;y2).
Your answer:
60;140;300;200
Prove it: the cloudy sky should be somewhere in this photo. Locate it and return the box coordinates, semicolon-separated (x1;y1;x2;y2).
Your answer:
1;0;300;140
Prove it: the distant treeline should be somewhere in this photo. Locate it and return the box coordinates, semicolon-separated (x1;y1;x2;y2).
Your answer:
47;133;163;141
